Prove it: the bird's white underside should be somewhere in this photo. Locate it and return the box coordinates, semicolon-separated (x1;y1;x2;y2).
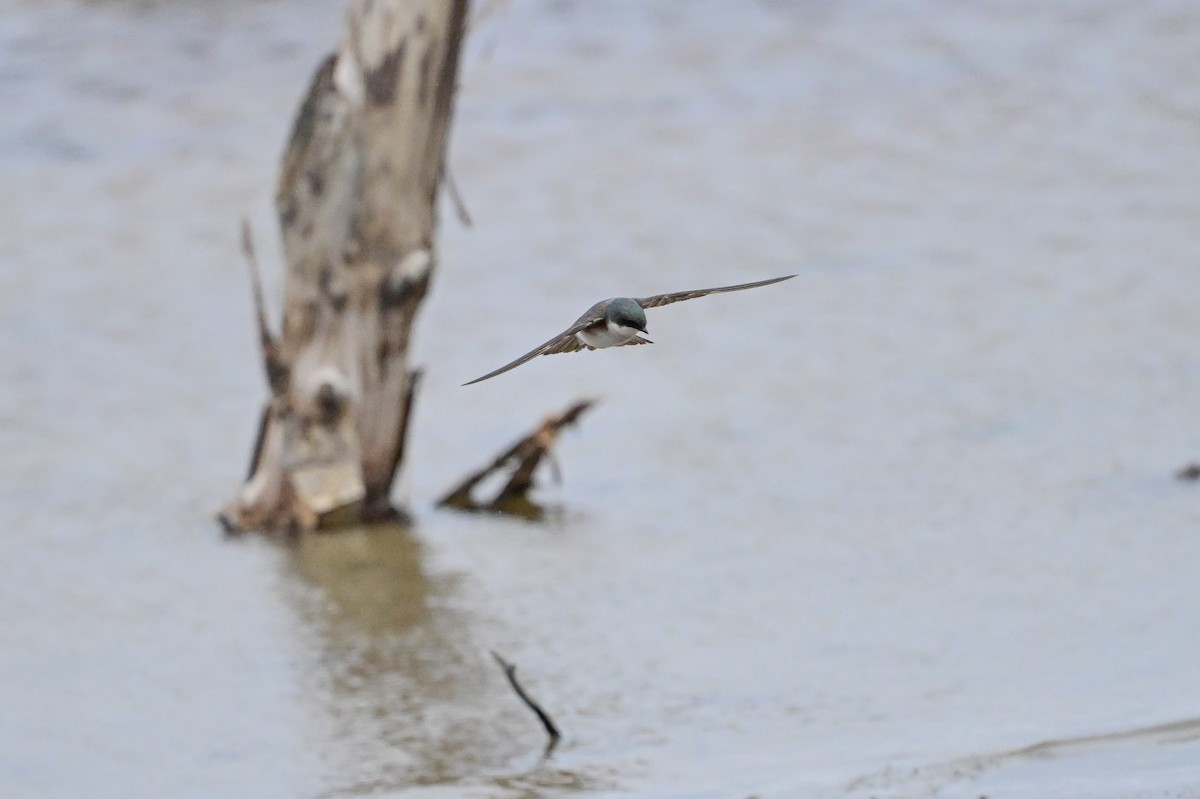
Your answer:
577;319;642;349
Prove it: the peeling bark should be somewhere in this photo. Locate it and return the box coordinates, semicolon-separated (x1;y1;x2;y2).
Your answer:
221;0;469;533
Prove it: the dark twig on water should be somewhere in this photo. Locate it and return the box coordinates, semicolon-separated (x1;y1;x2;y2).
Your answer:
491;650;561;755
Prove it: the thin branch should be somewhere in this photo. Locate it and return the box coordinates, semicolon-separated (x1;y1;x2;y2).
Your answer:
240;218;289;397
240;218;271;344
491;650;561;755
442;161;474;227
545;450;563;485
245;402;271;480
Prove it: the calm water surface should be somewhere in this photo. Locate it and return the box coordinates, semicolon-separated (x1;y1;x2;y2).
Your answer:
3;1;1200;797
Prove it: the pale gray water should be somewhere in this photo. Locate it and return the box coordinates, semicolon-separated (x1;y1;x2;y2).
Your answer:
4;1;1200;797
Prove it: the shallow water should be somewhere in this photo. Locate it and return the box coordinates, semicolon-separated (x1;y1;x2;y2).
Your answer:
4;1;1200;797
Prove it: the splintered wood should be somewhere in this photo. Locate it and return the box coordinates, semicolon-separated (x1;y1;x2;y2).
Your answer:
221;0;469;533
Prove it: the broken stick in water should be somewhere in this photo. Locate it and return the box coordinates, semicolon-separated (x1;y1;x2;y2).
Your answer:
437;399;595;519
491;650;561;755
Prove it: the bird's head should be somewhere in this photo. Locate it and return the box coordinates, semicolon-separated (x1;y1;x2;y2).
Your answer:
606;297;648;332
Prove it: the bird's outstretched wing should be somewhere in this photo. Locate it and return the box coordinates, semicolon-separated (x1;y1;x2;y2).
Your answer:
636;274;796;309
463;317;599;385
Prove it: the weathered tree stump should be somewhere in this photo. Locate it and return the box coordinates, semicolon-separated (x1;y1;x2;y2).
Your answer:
221;0;469;533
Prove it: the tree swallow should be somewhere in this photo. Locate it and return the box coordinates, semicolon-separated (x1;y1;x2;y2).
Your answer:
464;274;796;385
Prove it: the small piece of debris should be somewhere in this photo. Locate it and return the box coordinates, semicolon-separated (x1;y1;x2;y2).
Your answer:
1176;462;1200;481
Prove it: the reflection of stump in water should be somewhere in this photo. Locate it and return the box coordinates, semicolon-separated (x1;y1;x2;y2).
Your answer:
282;524;525;790
438;400;596;521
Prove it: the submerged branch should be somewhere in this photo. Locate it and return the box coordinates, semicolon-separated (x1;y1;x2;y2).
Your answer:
437;399;595;518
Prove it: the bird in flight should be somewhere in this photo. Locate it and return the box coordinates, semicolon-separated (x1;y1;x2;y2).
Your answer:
464;274;796;385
